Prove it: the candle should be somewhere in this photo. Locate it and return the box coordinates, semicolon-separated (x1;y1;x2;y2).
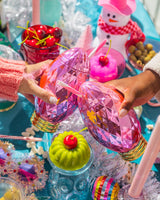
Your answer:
32;0;40;25
128;115;160;198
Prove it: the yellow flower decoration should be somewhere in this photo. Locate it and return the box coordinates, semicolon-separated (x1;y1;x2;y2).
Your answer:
87;110;97;124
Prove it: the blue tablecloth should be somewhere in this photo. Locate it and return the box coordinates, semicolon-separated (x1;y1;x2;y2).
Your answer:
1;0;160;198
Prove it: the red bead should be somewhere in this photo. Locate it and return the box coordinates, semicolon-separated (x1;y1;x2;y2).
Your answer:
46;37;56;47
7;153;10;156
99;56;109;66
63;135;78;150
53;27;63;38
4;169;7;172
14;169;16;173
40;170;44;173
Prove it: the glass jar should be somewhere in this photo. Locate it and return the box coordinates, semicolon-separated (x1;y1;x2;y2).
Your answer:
20;24;60;64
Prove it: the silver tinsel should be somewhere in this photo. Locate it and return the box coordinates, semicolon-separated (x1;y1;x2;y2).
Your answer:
59;0;91;48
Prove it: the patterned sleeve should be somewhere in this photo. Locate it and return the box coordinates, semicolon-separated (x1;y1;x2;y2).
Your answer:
0;57;26;102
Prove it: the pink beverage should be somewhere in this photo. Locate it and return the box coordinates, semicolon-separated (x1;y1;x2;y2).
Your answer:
20;25;62;64
78;81;147;161
31;48;90;133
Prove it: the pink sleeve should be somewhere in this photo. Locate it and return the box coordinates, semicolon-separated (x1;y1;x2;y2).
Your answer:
0;57;26;102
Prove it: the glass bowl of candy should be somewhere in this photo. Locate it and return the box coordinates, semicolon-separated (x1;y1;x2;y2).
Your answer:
126;37;160;71
20;24;62;64
0;177;25;199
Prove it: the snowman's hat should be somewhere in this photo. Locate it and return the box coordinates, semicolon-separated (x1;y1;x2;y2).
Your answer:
98;0;136;16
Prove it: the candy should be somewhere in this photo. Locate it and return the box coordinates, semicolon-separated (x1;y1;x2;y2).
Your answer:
49;131;91;171
92;176;120;200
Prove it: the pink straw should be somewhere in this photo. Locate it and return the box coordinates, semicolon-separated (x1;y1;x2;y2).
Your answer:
57;80;82;97
32;0;40;25
128;115;160;198
0;135;42;142
88;39;107;59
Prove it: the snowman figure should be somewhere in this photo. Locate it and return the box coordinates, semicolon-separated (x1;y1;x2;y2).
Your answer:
96;0;145;59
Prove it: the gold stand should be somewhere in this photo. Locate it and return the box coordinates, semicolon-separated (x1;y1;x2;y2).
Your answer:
31;111;59;133
119;136;147;161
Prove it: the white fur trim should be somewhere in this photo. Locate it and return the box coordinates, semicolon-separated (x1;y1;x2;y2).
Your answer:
143;52;160;102
143;52;160;76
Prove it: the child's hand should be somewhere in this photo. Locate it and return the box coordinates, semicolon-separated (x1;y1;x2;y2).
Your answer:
18;60;57;104
105;69;160;117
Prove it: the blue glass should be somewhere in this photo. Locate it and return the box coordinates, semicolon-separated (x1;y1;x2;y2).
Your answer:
48;145;94;200
40;0;62;26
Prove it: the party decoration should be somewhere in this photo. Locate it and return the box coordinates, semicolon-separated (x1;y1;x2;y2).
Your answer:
20;24;63;64
31;47;90;133
78;81;147;161
0;141;47;195
0;141;14;175
89;46;125;82
92;176;120;200
9;156;48;194
49;130;90;171
96;0;145;59
90;40;121;82
75;25;93;52
59;0;90;48
48;131;94;200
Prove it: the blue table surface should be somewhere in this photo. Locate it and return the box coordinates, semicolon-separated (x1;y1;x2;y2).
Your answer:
1;0;160;198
